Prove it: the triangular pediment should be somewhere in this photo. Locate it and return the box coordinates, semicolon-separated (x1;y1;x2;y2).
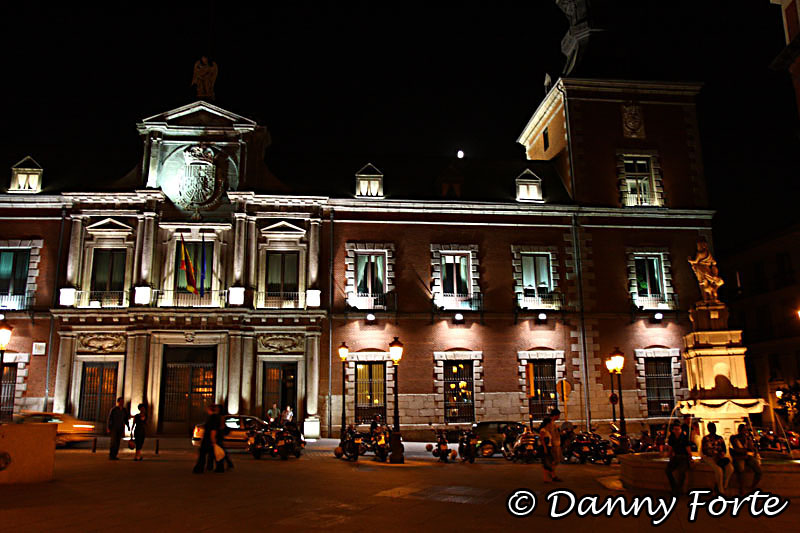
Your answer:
261;221;306;235
86;217;134;234
140;101;257;129
12;156;42;170
355;163;383;177
516;168;542;182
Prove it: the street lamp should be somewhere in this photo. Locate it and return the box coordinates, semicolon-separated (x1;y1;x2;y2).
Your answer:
0;317;13;420
604;357;617;424
388;336;405;464
338;342;349;439
606;347;626;435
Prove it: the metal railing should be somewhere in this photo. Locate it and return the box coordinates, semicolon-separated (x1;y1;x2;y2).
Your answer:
75;290;129;308
255;291;305;309
516;291;563;310
0;292;33;311
633;292;678;310
346;291;396;311
622;192;660;207
435;293;483;311
156;290;227;308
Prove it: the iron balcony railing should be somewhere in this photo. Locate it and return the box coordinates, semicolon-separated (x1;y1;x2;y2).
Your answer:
435;293;483;312
0;291;33;311
75;290;129;309
633;292;678;310
255;291;305;309
156;290;227;308
516;291;563;310
623;192;661;207
345;291;397;311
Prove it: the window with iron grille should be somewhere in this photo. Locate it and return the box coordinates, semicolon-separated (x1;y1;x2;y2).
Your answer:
644;357;674;417
526;361;558;419
0;363;17;421
354;362;386;424
443;360;475;423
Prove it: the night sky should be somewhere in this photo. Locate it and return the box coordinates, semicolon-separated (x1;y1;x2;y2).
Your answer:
1;1;798;250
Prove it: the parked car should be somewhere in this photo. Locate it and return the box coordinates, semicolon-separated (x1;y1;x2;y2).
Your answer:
471;421;527;457
192;415;268;448
15;412;97;447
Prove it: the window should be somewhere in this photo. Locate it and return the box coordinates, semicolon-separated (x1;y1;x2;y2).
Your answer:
635;255;664;302
542;127;550;152
623;156;656;206
354;362;386;424
526;361;558;419
644;357;674;416
443;360;474;423
266;251;299;296
516;170;543;202
521;253;551;296
355;164;384;198
355;253;385;297
175;241;213;293
441;254;469;296
91;249;126;293
0;249;29;297
0;363;17;421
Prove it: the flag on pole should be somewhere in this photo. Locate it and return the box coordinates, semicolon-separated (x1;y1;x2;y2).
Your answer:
199;233;206;297
179;234;199;295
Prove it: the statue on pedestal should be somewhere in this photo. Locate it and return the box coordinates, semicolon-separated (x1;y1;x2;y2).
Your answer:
191;56;218;100
688;237;724;303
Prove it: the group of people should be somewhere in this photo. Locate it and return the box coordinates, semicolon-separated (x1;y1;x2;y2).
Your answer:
665;419;762;496
266;403;294;427
107;397;148;461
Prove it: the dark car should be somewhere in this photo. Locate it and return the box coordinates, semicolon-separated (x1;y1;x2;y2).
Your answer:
192;415;268;448
471;421;527;457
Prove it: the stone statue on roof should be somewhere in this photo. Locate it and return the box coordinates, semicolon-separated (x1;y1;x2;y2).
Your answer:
688;237;724;303
192;56;218;100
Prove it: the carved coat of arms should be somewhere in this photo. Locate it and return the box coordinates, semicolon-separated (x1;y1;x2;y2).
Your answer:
621;102;646;139
258;334;305;353
77;333;126;353
176;145;222;211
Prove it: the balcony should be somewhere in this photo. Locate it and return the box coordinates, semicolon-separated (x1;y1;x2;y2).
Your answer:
622;192;660;207
75;290;129;309
434;293;483;312
516;291;563;311
0;292;33;311
345;291;397;311
255;291;305;309
633;292;678;311
156;290;227;308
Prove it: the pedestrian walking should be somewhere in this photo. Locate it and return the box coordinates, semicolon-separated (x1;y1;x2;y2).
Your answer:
730;424;762;495
281;405;294;425
107;397;129;460
665;422;691;496
217;405;234;471
701;422;733;495
193;404;222;474
539;417;558;483
131;404;148;461
548;408;562;481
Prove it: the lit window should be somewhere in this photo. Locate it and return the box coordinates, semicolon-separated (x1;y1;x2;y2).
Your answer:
441;254;469;297
644;357;674;416
0;249;29;310
355;163;384;198
355;362;386;423
521;254;551;296
443;361;474;423
356;253;385;297
516;170;543;202
623;156;657;206
526;360;558;419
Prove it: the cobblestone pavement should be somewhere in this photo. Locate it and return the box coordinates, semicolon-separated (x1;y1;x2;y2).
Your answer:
1;438;797;532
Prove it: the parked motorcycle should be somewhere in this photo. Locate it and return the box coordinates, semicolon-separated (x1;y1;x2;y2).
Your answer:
335;425;364;461
502;423;525;460
248;427;275;459
608;423;631;457
426;429;456;462
370;425;391;462
458;428;479;463
511;430;541;464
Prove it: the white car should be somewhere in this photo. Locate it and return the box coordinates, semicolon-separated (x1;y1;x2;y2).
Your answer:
192;415;268;448
15;412;98;447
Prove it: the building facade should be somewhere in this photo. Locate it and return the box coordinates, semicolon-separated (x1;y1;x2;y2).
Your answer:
0;78;713;439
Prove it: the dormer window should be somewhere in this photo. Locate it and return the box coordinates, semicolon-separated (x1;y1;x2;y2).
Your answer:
355;163;384;198
9;156;43;194
516;169;543;202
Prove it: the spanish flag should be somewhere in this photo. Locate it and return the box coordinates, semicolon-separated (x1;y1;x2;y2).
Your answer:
180;235;199;295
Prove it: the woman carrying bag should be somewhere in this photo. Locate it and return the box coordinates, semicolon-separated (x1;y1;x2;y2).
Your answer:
130;404;148;461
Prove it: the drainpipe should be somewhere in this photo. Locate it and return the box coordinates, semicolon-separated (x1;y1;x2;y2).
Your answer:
557;81;592;431
327;209;334;437
44;206;67;411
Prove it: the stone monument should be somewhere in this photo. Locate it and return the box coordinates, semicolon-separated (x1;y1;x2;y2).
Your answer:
192;56;218;100
679;238;765;440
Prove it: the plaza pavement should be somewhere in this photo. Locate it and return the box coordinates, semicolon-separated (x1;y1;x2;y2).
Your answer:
0;437;796;532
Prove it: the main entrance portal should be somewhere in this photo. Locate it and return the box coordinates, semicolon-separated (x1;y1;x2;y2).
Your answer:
262;362;297;421
160;347;216;434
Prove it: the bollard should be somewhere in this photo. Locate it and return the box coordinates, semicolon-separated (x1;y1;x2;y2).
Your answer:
155;439;159;455
92;437;97;453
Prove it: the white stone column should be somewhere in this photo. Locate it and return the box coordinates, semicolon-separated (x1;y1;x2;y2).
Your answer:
65;216;85;287
131;334;148;413
303;334;321;438
241;334;255;413
247;218;257;289
232;213;246;285
308;219;320;288
140;212;156;285
52;335;75;413
227;333;242;415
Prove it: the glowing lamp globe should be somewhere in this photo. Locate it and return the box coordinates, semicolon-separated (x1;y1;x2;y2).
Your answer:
0;319;13;351
337;342;349;363
388;336;404;365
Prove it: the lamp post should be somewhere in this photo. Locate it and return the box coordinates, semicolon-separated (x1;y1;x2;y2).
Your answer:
606;347;626;435
0;317;13;422
338;342;349;439
604;358;617;424
388;336;404;464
